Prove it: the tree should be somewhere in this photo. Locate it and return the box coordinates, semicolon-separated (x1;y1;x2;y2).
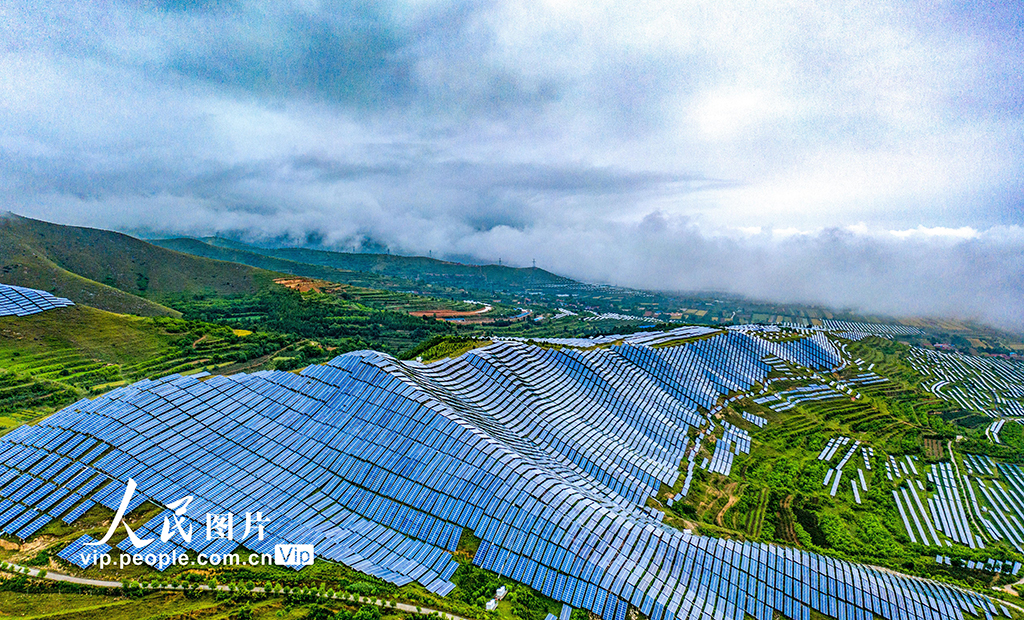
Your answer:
233;605;254;620
353;604;382;620
307;605;337;620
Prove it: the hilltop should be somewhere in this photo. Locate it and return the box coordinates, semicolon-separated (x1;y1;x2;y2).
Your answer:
0;213;276;316
154;236;577;293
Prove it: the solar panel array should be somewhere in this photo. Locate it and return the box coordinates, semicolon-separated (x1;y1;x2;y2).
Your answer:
57;534;110;569
926;463;979;549
741;412;767;428
583;313;659;323
936;555;1020;576
705;423;750;476
987;420;1008;444
498;326;719;349
0;332;1002;620
907;348;1024;418
818;321;923;336
0;283;74;317
965;461;1024;555
879;451;1024;563
887;456;948;549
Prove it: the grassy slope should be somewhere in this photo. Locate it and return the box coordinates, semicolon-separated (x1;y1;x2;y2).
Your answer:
0;305;172;364
0;213;277;315
0;305;307;433
0;242;178;318
0;590;242;620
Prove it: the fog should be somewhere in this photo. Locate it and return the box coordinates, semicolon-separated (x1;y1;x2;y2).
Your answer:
2;0;1022;330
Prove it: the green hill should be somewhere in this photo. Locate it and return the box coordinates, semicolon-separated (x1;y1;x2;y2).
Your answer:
0;213;277;315
0;304;303;434
158;236;577;292
151;237;409;290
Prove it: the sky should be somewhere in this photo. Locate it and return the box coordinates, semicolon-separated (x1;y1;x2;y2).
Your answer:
1;0;1022;330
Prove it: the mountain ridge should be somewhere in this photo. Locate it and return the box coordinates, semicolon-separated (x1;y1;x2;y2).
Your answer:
0;213;279;316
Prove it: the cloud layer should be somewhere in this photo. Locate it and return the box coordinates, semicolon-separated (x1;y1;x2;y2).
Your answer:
1;0;1022;330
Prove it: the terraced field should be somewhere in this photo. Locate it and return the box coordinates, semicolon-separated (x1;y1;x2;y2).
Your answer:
663;334;1021;592
0;305;309;434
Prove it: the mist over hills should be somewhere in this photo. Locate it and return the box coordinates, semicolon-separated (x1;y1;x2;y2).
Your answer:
1;212;1021;341
153;236;576;294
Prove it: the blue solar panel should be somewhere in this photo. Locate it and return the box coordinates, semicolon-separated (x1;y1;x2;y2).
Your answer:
57;534;111;568
0;333;998;620
0;283;74;317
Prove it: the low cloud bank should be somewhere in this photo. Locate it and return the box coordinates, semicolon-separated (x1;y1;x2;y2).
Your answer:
2;0;1022;331
12;196;1024;333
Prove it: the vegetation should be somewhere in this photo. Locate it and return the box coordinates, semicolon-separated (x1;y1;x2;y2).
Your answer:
0;305;315;433
660;335;1024;596
155;237;574;293
0;213;273;316
167;286;457;357
400;335;492;362
2;215;1024;618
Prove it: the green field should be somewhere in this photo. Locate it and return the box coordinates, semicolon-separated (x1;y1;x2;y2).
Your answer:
659;335;1024;602
0;305;316;434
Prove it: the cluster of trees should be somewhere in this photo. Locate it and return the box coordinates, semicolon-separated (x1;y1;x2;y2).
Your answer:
400;336;490;362
0;373;78;415
451;563;551;620
171;288;455;355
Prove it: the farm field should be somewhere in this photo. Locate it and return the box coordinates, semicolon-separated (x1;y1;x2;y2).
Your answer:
660;332;1024;601
0;305;313;435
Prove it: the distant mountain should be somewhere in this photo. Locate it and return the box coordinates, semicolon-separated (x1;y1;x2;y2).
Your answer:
0;213;275;316
151;237;410;291
158;236;578;293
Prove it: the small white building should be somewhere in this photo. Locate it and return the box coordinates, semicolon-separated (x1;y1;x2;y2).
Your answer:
486;599;498;611
495;585;508;600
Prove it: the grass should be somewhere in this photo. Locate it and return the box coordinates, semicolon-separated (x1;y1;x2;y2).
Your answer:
0;591;238;620
0;592;123;618
660;335;1023;590
0;305;315;434
0;213;271;313
410;337;494;362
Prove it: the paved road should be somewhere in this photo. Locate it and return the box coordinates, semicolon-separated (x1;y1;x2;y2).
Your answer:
4;563;121;588
1;562;474;620
7;560;1022;620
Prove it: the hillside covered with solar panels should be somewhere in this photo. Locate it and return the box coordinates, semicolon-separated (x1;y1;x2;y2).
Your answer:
3;320;1024;620
3;217;1024;620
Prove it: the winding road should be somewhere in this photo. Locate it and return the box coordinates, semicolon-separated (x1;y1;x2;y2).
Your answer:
0;562;474;620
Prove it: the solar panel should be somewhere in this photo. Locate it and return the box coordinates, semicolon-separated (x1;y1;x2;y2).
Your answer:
0;283;74;317
0;333;999;620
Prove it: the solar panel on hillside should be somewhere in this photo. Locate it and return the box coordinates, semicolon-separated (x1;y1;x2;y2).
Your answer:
0;333;997;620
0;283;74;317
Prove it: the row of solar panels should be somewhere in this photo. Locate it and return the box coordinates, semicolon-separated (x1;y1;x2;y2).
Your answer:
908;347;1024;416
0;333;1001;620
0;283;74;317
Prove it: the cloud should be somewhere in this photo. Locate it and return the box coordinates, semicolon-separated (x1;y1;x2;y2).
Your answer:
453;218;1024;332
0;0;1022;330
